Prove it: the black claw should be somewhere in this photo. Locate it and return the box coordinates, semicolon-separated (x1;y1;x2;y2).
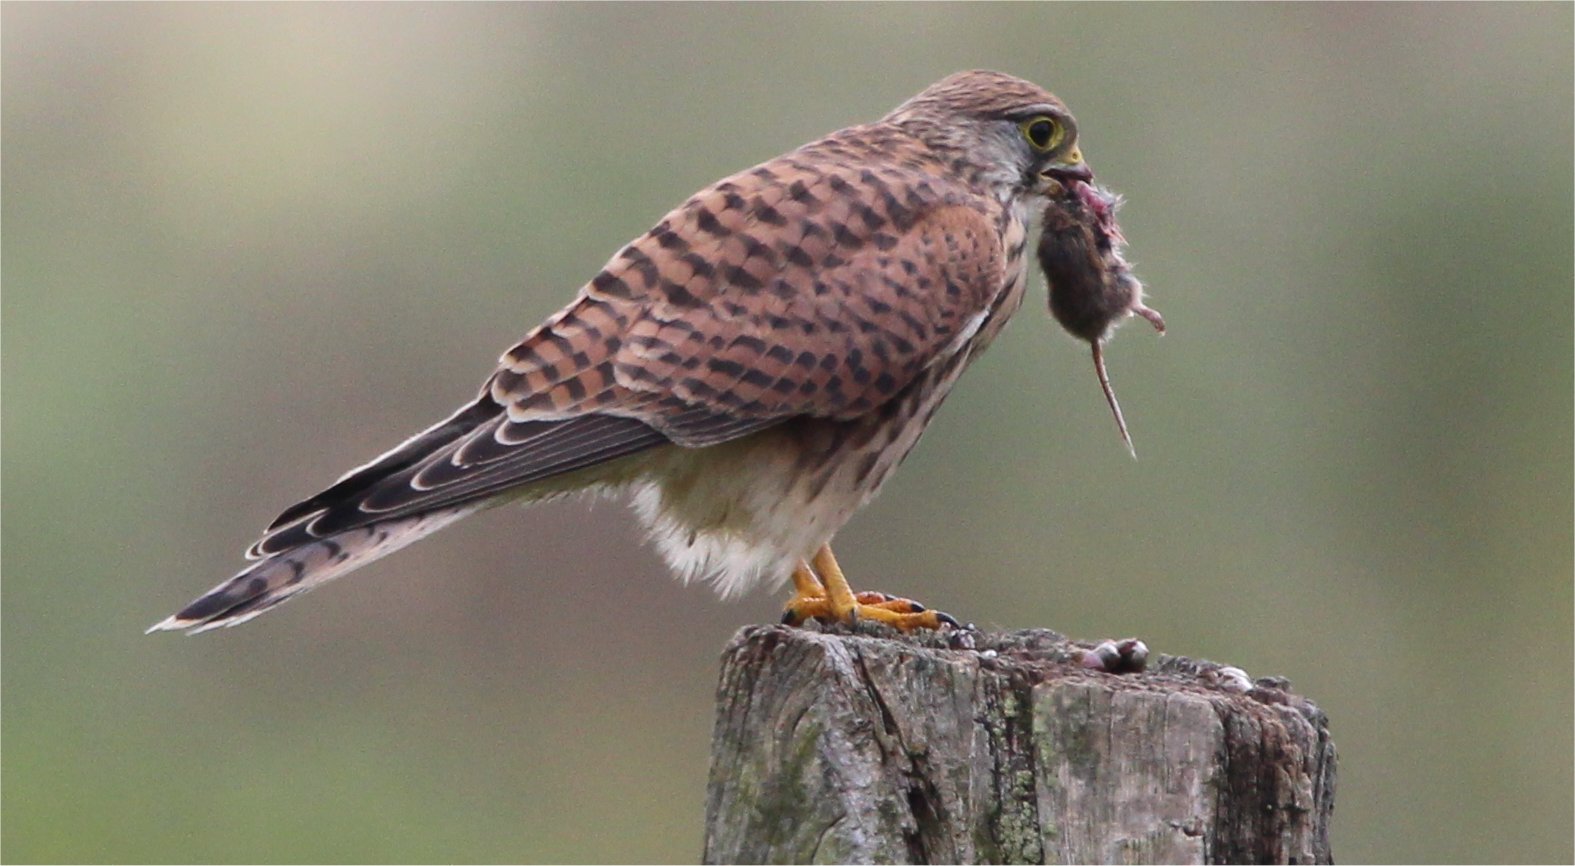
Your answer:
781;609;802;626
908;602;926;612
935;611;960;628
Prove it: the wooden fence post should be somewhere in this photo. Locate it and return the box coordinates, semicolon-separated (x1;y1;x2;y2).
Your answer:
703;625;1335;864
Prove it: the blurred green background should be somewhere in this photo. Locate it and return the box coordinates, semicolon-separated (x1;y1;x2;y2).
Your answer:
4;4;1570;863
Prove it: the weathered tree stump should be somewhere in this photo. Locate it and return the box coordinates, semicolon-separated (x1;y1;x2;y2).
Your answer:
703;625;1336;864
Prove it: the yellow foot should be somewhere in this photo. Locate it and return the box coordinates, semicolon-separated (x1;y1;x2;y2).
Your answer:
779;545;958;631
781;592;959;630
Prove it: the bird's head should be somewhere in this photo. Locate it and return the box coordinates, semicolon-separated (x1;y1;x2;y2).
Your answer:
885;70;1093;204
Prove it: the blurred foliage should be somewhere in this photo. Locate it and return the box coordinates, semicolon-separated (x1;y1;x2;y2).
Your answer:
3;4;1570;863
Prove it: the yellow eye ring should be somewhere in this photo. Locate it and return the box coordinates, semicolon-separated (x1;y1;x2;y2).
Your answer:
1020;116;1064;152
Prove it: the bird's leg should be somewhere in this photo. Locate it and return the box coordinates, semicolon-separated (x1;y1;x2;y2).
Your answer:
781;564;933;623
780;560;832;625
785;560;824;603
780;543;956;630
812;544;959;629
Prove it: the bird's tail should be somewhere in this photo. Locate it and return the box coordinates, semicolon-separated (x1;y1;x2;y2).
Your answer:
147;506;478;635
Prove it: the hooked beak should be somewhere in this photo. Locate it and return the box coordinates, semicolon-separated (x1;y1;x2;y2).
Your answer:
1041;146;1093;191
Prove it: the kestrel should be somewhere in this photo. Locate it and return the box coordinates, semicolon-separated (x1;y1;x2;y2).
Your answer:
151;70;1147;635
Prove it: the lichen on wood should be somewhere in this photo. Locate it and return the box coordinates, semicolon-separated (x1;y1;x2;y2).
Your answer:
703;625;1335;865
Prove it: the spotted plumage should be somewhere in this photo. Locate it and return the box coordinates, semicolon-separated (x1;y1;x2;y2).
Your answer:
151;70;1112;634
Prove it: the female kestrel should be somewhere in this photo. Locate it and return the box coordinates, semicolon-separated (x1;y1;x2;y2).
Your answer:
151;70;1140;635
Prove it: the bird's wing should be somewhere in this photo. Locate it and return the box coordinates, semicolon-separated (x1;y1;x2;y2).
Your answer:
154;151;1010;633
494;154;1011;433
251;154;1008;555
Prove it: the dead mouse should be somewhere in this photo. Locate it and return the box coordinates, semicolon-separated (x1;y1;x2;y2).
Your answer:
1038;181;1164;456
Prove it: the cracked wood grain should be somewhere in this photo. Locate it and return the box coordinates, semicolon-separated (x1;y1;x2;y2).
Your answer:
702;625;1336;865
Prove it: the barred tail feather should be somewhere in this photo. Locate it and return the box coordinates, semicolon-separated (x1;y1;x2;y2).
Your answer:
148;506;479;635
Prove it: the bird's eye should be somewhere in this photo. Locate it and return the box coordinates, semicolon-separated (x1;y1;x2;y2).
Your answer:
1020;116;1063;152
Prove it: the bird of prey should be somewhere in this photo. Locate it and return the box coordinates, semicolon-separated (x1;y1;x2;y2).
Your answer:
151;70;1149;636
